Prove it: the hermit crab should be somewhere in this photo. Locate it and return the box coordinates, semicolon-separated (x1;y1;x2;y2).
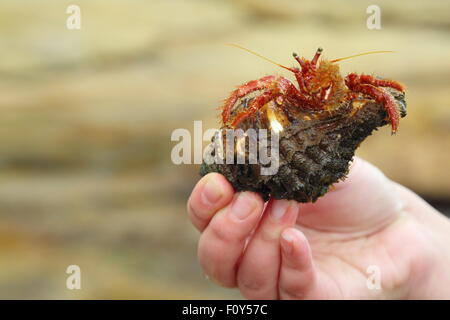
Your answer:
200;45;406;202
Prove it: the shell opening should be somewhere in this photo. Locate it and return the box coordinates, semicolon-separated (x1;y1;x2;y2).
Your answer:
267;107;284;133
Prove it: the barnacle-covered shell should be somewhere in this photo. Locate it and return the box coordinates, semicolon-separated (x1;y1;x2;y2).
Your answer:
200;88;406;202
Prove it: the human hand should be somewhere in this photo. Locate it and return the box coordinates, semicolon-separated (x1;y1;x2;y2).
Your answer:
187;157;450;299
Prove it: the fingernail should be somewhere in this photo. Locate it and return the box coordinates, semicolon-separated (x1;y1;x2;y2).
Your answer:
281;230;295;255
231;192;257;220
270;200;293;220
201;177;223;206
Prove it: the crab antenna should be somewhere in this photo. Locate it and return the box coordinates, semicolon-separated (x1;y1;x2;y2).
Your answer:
331;50;395;63
292;52;306;69
311;47;323;66
226;43;297;73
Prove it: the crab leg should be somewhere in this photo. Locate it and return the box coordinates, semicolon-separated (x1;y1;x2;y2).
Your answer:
222;75;277;125
349;83;400;133
353;73;405;92
345;73;404;133
231;91;275;127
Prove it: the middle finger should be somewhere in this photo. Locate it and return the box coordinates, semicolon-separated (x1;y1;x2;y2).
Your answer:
237;199;300;299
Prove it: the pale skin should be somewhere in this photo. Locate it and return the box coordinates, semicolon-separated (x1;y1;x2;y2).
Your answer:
187;157;450;299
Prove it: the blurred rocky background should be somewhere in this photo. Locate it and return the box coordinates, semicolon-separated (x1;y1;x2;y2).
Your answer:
0;0;448;299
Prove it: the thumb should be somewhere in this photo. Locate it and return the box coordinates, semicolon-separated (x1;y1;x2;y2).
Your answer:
297;157;404;233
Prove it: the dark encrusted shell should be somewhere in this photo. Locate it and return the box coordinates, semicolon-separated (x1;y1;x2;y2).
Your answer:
200;88;406;202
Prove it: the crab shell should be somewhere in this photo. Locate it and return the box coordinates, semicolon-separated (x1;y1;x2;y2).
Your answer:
200;88;406;203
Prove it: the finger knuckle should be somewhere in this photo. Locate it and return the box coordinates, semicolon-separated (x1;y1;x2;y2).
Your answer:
209;216;234;243
198;242;236;288
237;272;266;295
188;200;209;224
280;286;308;300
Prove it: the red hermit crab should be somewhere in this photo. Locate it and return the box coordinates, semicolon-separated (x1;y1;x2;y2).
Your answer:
222;45;405;133
200;45;407;202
